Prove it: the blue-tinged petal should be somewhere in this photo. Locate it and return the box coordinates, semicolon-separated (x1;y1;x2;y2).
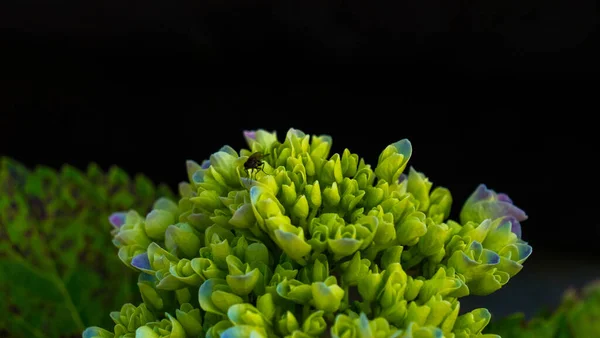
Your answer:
358;313;373;338
109;212;127;229
131;252;153;272
83;327;115;338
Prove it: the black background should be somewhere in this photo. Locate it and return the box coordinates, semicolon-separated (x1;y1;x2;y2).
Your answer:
1;0;598;317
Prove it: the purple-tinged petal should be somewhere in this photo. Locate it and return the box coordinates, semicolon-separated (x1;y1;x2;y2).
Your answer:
503;216;522;239
481;202;528;222
461;184;528;225
109;212;127;228
398;173;408;184
497;193;513;204
132;252;152;270
243;130;257;140
201;160;211;169
471;184;494;203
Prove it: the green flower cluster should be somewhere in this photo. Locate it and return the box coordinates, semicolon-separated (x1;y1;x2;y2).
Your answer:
486;280;600;337
84;128;532;338
0;158;174;338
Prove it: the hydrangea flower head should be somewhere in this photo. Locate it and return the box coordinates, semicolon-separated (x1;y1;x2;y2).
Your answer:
85;128;532;338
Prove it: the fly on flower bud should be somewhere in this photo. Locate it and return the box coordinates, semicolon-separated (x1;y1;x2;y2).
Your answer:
244;152;269;178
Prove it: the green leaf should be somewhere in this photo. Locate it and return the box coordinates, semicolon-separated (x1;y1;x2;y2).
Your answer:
0;157;175;338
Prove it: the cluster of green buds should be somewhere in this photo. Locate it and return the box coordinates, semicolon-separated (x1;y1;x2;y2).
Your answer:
486;280;600;337
84;128;532;338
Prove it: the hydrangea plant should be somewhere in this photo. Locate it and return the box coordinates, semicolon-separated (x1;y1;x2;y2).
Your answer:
486;280;600;337
0;158;174;338
83;128;532;338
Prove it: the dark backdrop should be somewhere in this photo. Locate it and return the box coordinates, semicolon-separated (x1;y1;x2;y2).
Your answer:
1;0;597;319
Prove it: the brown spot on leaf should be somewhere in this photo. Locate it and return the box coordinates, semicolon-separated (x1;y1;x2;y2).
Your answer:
60;239;74;251
8;304;21;315
109;186;120;196
23;228;33;239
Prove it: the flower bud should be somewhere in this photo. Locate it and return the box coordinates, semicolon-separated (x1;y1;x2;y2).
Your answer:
226;255;260;296
220;325;267;338
82;327;114;338
304;181;322;209
109;303;155;335
427;187;452;223
209;147;240;187
138;273;169;312
169;258;205;287
277;279;313;304
375;139;412;184
199;278;244;316
273;225;312;265
113;211;151;248
393;322;444;338
228;303;271;328
301;310;326;336
257;293;276;322
395;211;427;246
460;184;527;226
190;190;225;213
417;221;451;257
176;303;203;337
354;159;375;190
419;267;469;302
319;153;344;186
447;240;500;283
358;266;385;302
381;246;404;270
131;251;153;274
205;320;233;338
144;209;175;241
175;288;191;305
323;182;341;208
291;195;309;220
118;244;146;271
244;129;278;153
191;257;227;280
147;242;178;271
340;251;371;286
165;222;202;258
341;148;359;178
245;242;270;267
311;276;344;312
453;308;493;336
310;134;333;159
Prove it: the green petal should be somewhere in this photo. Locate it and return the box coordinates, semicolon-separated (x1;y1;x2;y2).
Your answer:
245;242;270;267
375;139;412;183
164;223;202;258
277;279;313;304
257;293;276;322
291;195;310;220
227;268;260;296
135;326;160;338
273;228;312;265
144;209;175;241
302;310;327;336
406;167;433;212
311;280;344;312
199;278;242;315
229;203;257;228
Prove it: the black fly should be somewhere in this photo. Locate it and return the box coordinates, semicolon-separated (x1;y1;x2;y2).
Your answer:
244;152;268;178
